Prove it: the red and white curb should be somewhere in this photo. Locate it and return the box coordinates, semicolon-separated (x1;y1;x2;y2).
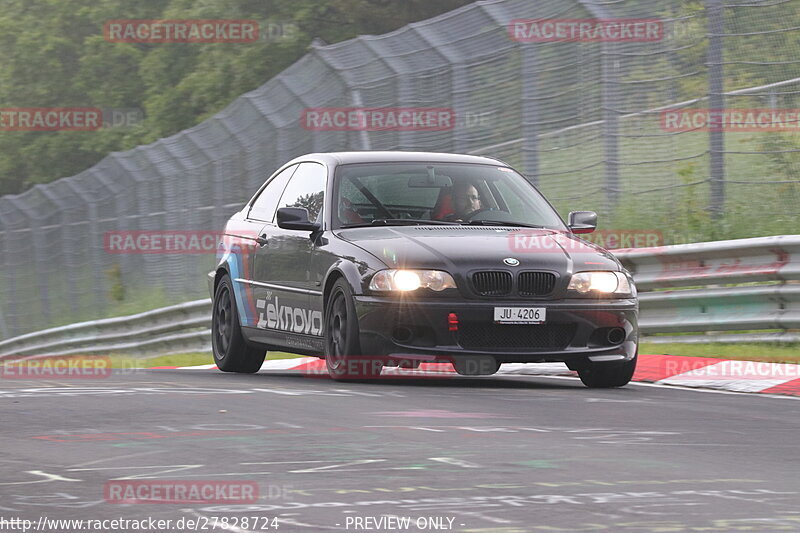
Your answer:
153;354;800;397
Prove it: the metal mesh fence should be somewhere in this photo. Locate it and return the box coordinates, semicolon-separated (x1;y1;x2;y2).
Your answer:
1;0;799;339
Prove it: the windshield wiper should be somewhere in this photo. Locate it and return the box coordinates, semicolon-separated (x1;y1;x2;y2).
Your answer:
461;220;547;228
341;218;459;228
374;218;459;226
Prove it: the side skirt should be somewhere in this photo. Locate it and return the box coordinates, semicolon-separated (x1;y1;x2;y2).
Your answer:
242;326;325;356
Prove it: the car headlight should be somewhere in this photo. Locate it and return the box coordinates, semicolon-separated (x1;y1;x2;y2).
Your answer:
567;271;635;296
369;269;457;292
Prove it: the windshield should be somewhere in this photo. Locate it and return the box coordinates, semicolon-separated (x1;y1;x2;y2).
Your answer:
333;162;566;230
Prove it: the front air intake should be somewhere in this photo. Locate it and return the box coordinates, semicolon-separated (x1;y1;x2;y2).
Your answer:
518;271;556;296
471;271;512;296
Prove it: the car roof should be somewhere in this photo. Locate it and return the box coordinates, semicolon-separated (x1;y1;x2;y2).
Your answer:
284;151;509;167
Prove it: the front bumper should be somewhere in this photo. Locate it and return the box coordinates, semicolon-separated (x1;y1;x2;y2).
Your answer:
354;295;638;365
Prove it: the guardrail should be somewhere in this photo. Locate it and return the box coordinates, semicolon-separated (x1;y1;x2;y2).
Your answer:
0;235;797;358
619;235;800;344
0;300;212;358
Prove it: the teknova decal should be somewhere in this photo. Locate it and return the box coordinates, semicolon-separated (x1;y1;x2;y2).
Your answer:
256;296;322;336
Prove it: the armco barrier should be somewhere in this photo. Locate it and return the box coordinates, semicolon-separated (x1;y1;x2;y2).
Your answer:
617;235;800;344
0;300;211;358
0;236;797;358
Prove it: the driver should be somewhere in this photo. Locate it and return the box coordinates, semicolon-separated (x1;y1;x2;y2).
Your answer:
450;180;482;221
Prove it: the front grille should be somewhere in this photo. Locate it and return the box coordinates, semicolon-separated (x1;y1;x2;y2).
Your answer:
458;323;576;351
519;271;556;296
472;271;512;296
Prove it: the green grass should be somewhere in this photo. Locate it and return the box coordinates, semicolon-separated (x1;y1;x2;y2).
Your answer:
108;350;305;369
641;343;800;364
123;345;800;368
538;126;800;244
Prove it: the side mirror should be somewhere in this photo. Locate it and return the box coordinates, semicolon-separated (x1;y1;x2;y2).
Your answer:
277;207;321;232
568;211;597;234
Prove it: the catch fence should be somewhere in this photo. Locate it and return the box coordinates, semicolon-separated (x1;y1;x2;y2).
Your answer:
1;0;799;338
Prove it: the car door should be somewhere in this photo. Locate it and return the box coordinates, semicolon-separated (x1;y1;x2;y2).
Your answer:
252;162;326;337
232;163;297;328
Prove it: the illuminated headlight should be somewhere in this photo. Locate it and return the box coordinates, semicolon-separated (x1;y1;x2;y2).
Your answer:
568;271;635;296
369;270;457;292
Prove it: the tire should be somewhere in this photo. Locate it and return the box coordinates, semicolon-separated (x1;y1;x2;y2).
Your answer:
324;279;382;380
453;356;500;376
212;275;267;373
577;352;637;388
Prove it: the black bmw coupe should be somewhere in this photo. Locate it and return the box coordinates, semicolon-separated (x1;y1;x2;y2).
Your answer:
209;151;638;387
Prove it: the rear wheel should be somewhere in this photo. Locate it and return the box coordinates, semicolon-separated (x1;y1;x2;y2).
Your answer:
212;275;267;373
577;352;637;388
325;279;383;380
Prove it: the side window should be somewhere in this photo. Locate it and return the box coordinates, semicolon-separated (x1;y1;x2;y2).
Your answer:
248;165;297;221
277;162;326;223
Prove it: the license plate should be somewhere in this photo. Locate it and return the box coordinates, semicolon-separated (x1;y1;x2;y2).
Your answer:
494;307;546;324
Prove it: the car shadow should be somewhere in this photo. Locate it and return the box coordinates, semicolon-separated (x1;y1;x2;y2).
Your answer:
255;371;586;390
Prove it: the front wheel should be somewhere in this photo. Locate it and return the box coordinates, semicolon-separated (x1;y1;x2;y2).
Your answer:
212;275;267;373
577;353;637;388
324;279;382;380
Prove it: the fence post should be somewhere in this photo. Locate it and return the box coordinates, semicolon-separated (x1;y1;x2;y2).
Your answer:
358;38;409;150
35;184;80;317
602;51;620;212
520;43;540;185
8;197;51;329
707;0;726;219
311;44;373;151
577;1;620;214
0;213;11;338
411;25;469;154
64;180;107;314
0;304;8;339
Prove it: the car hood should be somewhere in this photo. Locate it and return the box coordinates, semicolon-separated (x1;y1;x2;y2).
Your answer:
335;226;621;273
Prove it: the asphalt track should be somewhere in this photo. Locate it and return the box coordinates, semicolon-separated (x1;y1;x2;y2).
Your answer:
2;368;800;533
